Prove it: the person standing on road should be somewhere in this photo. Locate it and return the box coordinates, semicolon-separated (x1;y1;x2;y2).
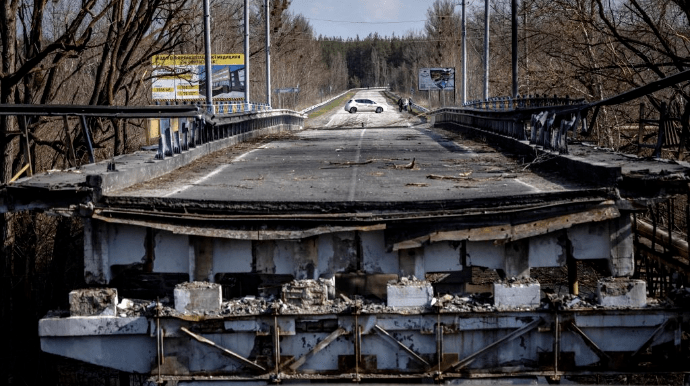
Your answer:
402;98;409;112
398;98;403;112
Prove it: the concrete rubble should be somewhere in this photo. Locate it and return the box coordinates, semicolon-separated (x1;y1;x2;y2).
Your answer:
75;275;674;320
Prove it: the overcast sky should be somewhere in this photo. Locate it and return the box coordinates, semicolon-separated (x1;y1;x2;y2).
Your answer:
289;0;432;40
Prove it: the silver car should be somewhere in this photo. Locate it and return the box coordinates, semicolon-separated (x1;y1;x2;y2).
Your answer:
344;99;385;114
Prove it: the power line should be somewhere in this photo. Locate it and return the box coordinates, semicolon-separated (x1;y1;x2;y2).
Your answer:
303;17;426;25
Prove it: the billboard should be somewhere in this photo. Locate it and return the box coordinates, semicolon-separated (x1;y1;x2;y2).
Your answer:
151;54;245;102
418;67;455;91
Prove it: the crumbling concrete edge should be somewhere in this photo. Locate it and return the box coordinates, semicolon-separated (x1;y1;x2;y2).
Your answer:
436;121;623;187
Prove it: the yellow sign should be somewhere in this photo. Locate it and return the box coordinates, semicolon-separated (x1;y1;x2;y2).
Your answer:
151;53;245;101
152;54;244;66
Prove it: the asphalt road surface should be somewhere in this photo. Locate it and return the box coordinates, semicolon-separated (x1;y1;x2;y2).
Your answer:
113;90;581;202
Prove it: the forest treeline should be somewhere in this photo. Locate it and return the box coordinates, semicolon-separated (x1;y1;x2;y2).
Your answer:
1;0;690;384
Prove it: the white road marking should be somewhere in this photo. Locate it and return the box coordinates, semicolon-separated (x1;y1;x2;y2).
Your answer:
513;178;541;192
348;129;367;201
163;148;262;197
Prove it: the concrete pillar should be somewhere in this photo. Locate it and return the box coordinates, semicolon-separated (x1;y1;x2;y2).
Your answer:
504;239;530;278
399;248;425;278
83;219;110;285
609;214;635;277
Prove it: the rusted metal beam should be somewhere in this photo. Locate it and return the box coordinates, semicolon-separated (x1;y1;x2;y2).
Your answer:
180;326;267;371
636;218;688;259
567;323;611;364
442;318;542;372
632;320;672;358
283;327;347;372
373;325;430;366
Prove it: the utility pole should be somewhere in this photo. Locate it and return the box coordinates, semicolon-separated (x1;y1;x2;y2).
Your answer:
244;0;250;104
203;0;213;107
483;0;490;100
461;0;467;104
511;0;519;98
265;0;271;106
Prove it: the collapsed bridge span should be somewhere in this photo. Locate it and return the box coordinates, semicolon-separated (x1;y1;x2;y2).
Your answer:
2;89;690;384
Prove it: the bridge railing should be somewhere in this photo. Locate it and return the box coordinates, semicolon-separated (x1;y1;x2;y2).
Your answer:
153;107;304;161
433;96;589;154
156;101;272;115
463;94;586;111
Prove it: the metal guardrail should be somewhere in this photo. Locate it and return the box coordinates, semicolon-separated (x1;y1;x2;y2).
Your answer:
154;109;304;161
463;95;586;111
433;95;588;155
156;101;272;115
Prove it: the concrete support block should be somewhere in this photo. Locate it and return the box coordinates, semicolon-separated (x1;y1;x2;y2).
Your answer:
69;288;118;316
174;282;222;313
597;278;646;308
493;282;540;309
387;280;434;307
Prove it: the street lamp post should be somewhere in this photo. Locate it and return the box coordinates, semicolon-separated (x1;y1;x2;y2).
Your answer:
512;0;519;98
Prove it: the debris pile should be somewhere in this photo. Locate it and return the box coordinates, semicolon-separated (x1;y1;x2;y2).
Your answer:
69;288;118;317
116;298;157;317
55;276;683;320
494;277;540;285
435;293;496;312
281;278;332;307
